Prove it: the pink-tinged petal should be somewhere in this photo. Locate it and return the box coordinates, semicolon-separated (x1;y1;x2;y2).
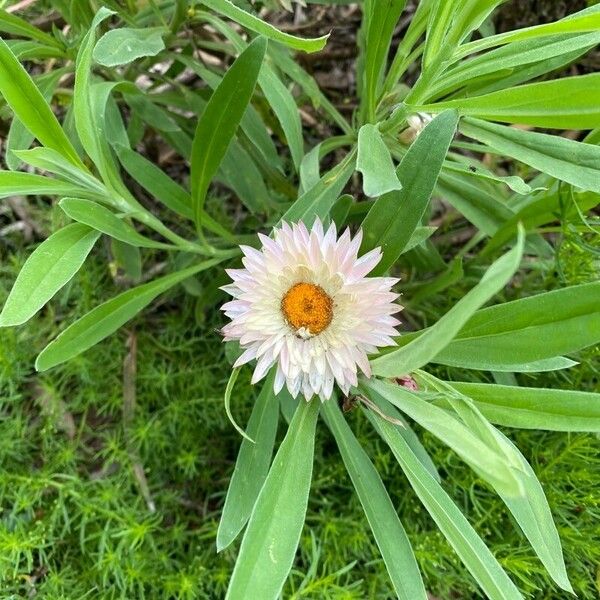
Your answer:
311;217;324;241
251;352;275;384
274;365;286;394
234;346;258;368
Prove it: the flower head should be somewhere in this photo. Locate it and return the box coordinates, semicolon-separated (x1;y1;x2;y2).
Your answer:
221;219;402;400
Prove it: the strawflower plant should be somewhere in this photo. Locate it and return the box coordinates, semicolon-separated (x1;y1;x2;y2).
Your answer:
0;0;599;598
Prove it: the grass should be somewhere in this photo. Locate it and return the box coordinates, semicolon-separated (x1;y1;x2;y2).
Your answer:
1;211;599;599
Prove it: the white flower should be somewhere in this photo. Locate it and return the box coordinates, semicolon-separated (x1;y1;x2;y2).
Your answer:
220;219;402;401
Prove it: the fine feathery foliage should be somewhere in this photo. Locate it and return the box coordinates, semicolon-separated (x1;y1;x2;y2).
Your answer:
0;0;599;598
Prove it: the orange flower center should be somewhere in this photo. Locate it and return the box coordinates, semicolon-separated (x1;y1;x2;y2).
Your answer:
281;282;333;335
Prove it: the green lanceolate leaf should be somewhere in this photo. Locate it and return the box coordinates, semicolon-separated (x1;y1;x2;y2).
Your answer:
59;198;171;249
427;74;600;129
448;382;600;432
198;14;305;171
362;378;523;497
93;27;166;66
460;117;600;193
361;110;458;274
6;69;64;171
357;124;402;197
322;400;427;600
0;38;83;168
455;4;600;58
201;0;328;53
434;281;600;370
14;148;106;194
0;224;100;327
366;408;523;600
115;145;192;220
115;145;234;241
361;0;406;120
371;228;524;377
282;149;357;225
191;36;267;230
0;8;63;47
439;389;572;592
481;190;599;257
35;259;223;371
217;372;280;552
74;8;129;196
0;171;86;198
258;63;304;170
226;399;320;600
430;32;600;99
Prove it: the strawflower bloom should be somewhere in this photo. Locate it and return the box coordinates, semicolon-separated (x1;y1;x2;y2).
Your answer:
220;219;402;401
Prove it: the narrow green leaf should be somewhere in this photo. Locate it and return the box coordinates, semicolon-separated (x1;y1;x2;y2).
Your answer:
448;382;600;432
198;14;305;171
456;4;600;58
0;38;83;168
201;0;328;53
0;224;100;327
14;148;106;195
440;389;572;592
434;281;600;370
35;259;222;371
0;171;86;199
59;198;171;249
6;69;64;171
191;36;267;229
437;169;514;236
322;400;427;600
282;150;357;225
361;0;406;120
432;32;600;99
371;228;524;377
219;140;271;214
93;26;166;66
115;145;192;220
224;368;254;443
0;9;63;47
226;399;320;600
361;110;458;273
217;371;280;552
460;117;600;193
366;408;523;600
482;190;600;256
258;64;304;170
73;8;128;194
427;74;600;129
362;378;523;496
357;124;402;197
